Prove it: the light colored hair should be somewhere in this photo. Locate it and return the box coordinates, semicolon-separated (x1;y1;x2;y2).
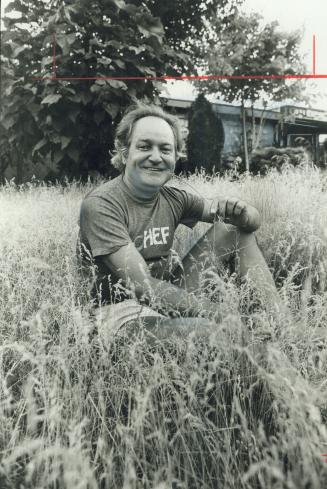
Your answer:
111;102;184;173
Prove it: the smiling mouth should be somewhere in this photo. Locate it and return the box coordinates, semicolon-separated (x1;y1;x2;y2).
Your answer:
143;168;164;172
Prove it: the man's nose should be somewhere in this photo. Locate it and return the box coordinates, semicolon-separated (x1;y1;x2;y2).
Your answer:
149;146;162;162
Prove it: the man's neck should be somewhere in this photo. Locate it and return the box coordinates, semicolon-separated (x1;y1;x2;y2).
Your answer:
122;174;159;202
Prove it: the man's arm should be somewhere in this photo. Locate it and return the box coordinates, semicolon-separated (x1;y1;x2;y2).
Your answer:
100;243;218;319
201;197;261;232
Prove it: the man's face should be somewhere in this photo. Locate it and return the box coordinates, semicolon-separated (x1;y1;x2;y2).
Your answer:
124;116;176;194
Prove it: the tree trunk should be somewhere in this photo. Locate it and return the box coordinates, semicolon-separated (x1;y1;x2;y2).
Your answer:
251;103;255;152
241;99;250;172
253;106;267;153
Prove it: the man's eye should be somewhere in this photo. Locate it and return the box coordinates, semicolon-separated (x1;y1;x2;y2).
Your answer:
138;145;150;150
161;148;172;154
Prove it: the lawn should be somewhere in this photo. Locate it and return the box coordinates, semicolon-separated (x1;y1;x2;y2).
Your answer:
1;165;327;488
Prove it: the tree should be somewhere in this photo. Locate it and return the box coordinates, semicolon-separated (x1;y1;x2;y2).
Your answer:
186;93;224;173
146;0;243;59
194;11;306;171
0;0;169;181
0;0;239;182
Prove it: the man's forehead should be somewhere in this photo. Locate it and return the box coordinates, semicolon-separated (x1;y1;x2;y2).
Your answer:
132;116;175;142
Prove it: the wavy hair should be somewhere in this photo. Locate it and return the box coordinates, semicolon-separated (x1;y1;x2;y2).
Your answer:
111;102;184;172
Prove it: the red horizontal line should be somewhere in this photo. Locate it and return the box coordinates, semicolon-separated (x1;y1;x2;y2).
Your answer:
32;74;327;81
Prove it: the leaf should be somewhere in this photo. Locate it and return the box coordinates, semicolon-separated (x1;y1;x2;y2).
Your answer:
63;87;76;96
41;94;62;105
107;80;127;90
63;5;80;26
67;108;80;123
128;45;147;55
61;136;72;150
89;37;106;48
1;31;20;43
104;103;120;119
27;103;41;122
1;116;16;131
56;33;76;55
63;5;72;23
84;52;97;61
110;0;127;10
41;56;53;69
5;0;29;14
123;4;138;16
142;67;156;77
107;40;122;50
113;59;125;69
136;14;164;40
53;149;64;165
67;146;79;163
80;92;92;105
4;85;13;97
66;33;78;46
32;138;47;156
98;57;112;66
90;84;100;94
51;135;61;144
13;45;28;57
3;17;28;29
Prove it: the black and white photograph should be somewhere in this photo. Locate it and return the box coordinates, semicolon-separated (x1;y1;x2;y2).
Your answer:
1;0;327;487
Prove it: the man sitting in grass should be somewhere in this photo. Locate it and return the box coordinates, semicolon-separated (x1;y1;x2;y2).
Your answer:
78;103;282;331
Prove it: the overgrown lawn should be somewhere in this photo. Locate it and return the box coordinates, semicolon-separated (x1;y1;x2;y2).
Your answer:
1;166;327;488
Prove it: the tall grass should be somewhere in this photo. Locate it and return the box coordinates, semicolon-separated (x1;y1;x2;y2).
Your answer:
0;167;327;488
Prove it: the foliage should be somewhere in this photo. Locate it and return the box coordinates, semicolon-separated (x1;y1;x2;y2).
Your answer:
0;0;170;181
0;0;238;183
186;93;225;173
194;10;306;170
145;0;243;57
1;168;327;487
250;146;308;174
197;11;305;103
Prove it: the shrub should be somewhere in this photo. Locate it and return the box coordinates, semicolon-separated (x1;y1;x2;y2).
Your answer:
251;146;308;174
186;93;224;174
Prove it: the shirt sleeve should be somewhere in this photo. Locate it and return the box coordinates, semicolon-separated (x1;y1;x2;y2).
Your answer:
164;186;205;228
79;195;132;257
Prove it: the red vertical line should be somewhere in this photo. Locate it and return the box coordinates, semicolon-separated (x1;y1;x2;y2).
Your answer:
52;32;56;78
313;35;316;75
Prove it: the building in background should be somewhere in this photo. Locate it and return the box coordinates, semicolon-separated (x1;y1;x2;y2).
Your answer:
162;97;327;166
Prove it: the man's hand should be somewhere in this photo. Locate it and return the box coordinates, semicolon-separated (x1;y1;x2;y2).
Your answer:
214;197;261;232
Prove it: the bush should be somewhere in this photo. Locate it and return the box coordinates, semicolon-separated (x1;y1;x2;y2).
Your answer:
251;146;308;174
186;93;224;174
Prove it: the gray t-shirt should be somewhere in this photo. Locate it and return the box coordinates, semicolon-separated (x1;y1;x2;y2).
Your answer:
77;174;204;303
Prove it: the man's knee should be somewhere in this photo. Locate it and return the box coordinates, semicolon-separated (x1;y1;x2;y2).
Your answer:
211;220;237;247
211;222;259;266
236;228;258;247
211;221;258;250
205;221;238;268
